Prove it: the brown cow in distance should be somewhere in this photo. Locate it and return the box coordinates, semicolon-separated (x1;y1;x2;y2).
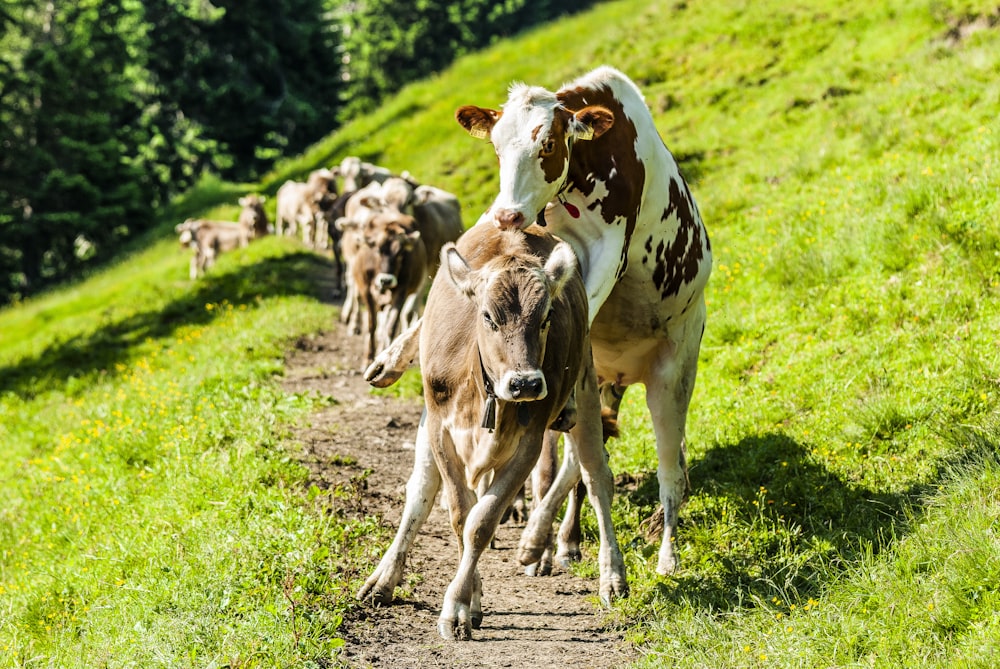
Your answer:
342;208;428;366
175;218;251;280
357;223;627;640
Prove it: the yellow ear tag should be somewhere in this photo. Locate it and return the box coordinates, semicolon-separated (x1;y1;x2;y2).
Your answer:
576;125;595;141
468;125;491;140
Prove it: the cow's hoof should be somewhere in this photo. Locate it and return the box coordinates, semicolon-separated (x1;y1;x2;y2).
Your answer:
438;618;472;641
524;560;552;577
517;543;544;567
599;577;629;607
471;613;483;630
656;554;679;576
364;360;403;388
356;580;393;606
556;548;581;568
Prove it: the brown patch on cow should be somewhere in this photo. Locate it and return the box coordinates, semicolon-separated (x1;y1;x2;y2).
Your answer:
650;179;706;299
531;124;543;142
539;113;570;184
556;84;644;279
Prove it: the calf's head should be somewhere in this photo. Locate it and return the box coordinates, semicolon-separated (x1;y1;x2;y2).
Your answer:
363;212;421;295
456;85;614;231
443;239;577;402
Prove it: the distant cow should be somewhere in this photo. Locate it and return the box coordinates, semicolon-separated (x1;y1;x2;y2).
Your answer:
275;168;338;250
335;182;387;334
367;66;713;576
344;208;428;365
337;156;393;192
176;218;251;280
238;194;269;238
357;223;627;640
379;177;464;281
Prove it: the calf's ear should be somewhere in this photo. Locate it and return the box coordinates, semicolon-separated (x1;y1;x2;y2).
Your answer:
443;243;476;296
456;105;501;140
544;242;578;299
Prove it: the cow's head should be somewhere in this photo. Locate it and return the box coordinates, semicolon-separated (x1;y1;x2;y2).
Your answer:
444;238;577;402
176;218;199;247
456;84;614;231
363;211;421;295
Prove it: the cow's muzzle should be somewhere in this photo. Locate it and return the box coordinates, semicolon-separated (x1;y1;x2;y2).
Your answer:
502;371;547;401
375;273;398;292
492;208;528;231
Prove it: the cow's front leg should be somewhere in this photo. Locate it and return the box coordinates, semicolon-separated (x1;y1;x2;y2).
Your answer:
357;415;439;604
440;442;537;640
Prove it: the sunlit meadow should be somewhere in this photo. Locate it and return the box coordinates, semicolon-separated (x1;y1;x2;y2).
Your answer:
2;0;999;666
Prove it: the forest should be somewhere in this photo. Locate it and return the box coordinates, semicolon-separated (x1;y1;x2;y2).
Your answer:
0;0;591;305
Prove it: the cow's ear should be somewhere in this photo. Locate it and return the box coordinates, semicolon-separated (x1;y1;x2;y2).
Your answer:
401;230;421;250
544;242;578;298
456;105;501;140
443;243;475;296
569;105;614;141
335;216;358;232
359;195;382;209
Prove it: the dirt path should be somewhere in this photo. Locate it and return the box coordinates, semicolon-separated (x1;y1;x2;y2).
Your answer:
282;327;638;669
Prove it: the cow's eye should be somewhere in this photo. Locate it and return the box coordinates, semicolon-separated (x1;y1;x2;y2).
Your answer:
540;138;557;156
483;312;499;332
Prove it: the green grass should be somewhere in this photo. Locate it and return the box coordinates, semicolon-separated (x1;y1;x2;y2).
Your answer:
2;0;1000;665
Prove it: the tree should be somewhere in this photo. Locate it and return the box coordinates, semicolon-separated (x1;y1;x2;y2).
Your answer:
0;0;155;302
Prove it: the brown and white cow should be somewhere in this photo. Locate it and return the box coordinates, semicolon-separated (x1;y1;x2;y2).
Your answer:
238;194;269;239
356;223;627;640
175;218;251;280
275;168;338;250
366;66;712;576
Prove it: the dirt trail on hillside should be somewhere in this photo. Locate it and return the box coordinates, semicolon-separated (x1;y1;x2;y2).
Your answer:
281;326;639;669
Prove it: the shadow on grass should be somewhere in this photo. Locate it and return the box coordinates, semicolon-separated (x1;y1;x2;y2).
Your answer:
0;250;341;400
619;430;986;611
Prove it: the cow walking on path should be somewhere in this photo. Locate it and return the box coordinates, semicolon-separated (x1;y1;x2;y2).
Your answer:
357;223;627;640
366;66;712;576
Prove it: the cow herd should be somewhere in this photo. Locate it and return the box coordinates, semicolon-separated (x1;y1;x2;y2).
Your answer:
176;157;463;367
176;66;713;643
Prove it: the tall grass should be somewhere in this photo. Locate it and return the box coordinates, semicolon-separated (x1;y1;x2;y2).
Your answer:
2;0;999;665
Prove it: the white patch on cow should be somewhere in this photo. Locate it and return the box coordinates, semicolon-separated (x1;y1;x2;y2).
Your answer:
494;369;547;403
487;86;565;227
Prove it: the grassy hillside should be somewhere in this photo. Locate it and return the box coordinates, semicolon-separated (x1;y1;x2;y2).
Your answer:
3;0;999;666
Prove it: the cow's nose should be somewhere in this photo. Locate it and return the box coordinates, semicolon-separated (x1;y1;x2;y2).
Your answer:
494;209;525;230
509;374;544;400
375;273;397;291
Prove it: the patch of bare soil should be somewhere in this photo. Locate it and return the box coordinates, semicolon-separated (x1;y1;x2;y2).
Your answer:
281;326;639;669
